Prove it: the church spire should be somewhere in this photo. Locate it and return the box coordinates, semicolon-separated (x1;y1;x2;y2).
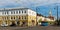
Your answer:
48;9;55;20
49;9;52;16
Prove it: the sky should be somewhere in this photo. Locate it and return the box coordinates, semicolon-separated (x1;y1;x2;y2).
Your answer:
0;0;60;18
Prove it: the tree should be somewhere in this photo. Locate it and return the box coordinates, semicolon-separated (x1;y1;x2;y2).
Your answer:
38;18;42;23
55;19;60;26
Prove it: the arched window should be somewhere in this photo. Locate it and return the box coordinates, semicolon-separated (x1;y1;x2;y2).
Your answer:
14;16;15;19
32;20;35;23
19;16;20;19
11;16;13;19
24;16;26;20
7;17;8;20
22;16;23;19
5;17;6;20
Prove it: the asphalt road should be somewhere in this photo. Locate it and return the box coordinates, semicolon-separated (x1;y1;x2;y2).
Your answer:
0;26;60;30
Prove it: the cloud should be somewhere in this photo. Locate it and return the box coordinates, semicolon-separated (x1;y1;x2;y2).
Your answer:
0;0;60;8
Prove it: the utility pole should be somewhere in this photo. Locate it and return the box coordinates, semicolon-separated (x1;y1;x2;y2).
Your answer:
54;6;59;25
56;6;58;21
54;6;58;20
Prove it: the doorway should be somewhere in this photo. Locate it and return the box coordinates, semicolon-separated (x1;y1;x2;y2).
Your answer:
17;21;20;26
10;21;16;26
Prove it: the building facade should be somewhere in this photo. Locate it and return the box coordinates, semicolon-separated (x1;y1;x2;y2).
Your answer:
0;8;36;26
37;13;55;25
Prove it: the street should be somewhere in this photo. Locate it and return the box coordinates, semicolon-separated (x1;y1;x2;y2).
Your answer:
0;26;60;30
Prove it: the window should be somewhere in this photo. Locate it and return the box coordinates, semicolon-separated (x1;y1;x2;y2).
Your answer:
13;11;15;14
24;16;26;19
22;16;27;20
19;11;20;14
2;11;8;15
22;16;23;19
5;12;6;14
22;11;23;13
16;11;18;14
11;17;13;19
11;11;15;14
14;16;15;19
7;17;8;20
19;16;20;19
24;11;26;13
11;11;13;14
5;21;7;24
7;12;8;14
5;17;6;20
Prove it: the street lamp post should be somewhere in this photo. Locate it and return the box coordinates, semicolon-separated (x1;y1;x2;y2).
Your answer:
36;8;37;25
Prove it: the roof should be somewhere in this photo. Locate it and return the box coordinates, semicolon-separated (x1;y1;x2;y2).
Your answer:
0;7;29;11
37;13;44;16
48;16;54;20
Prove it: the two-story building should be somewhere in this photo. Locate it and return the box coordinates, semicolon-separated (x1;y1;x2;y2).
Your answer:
0;8;36;26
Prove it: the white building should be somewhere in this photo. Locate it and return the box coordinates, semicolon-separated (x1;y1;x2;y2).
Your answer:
0;8;36;26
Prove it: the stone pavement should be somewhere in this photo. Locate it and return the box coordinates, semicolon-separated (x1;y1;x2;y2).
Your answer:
0;26;60;30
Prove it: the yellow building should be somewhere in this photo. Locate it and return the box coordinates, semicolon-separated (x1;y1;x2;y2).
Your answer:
0;8;36;26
